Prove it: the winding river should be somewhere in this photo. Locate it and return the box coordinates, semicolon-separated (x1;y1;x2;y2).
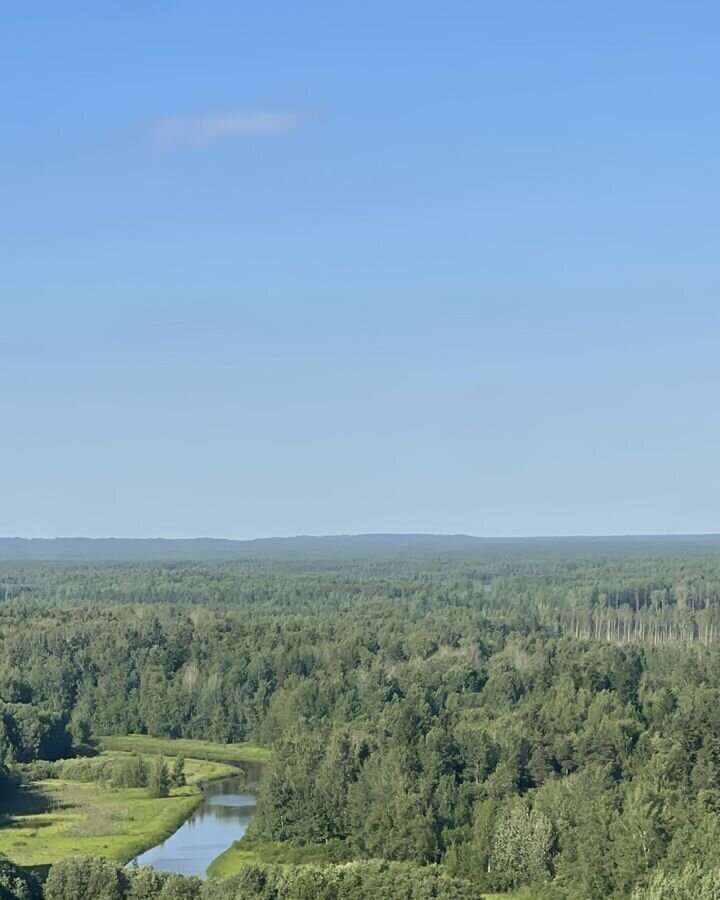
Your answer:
131;761;261;879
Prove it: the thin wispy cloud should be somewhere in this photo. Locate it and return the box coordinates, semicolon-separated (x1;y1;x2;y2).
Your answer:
146;111;305;154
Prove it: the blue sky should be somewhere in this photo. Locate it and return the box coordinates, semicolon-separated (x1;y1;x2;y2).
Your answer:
2;1;719;539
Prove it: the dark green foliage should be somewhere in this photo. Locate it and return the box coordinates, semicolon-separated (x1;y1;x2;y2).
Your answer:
0;859;41;900
6;547;720;898
44;861;203;900
1;706;70;764
147;758;170;799
39;753;150;788
0;765;19;806
170;756;185;789
124;754;150;789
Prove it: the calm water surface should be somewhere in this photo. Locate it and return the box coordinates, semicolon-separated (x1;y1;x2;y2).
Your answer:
132;764;260;879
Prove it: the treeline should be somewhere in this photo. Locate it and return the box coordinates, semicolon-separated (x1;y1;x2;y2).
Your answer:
0;857;481;900
5;856;720;900
18;753;185;797
5;550;720;645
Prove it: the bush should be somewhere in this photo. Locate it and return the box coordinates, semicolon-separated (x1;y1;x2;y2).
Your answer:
44;857;127;900
0;858;41;900
13;762;55;782
202;861;480;900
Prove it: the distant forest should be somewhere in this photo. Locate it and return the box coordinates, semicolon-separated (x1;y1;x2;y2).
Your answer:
3;538;720;898
3;532;720;561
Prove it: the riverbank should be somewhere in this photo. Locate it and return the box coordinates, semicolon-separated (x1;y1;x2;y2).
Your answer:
207;838;353;878
133;775;257;878
0;751;241;869
207;840;528;900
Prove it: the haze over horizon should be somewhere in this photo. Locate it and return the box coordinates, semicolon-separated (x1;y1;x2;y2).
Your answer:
3;532;720;565
3;2;719;539
3;531;720;542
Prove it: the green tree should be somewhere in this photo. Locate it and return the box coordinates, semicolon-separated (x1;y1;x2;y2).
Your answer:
126;867;167;900
157;873;202;900
0;858;41;900
489;798;555;891
44;857;126;900
170;755;186;789
148;756;171;799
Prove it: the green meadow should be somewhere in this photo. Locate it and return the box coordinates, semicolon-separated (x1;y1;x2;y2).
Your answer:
98;735;271;765
206;839;353;878
0;750;240;869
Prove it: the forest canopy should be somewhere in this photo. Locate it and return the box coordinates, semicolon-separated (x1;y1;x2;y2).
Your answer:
3;537;720;899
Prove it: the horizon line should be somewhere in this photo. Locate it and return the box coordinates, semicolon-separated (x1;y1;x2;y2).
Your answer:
2;532;720;542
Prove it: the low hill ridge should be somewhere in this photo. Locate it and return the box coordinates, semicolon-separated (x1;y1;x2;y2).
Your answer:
1;533;719;561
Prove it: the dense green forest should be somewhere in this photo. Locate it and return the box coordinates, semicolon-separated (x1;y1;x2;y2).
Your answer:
3;539;720;899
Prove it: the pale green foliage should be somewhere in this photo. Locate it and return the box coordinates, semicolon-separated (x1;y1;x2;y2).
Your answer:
490;798;555;890
157;874;202;900
44;857;126;900
125;867;166;900
632;865;720;900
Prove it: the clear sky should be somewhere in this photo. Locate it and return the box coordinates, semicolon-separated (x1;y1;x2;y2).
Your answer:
2;1;719;539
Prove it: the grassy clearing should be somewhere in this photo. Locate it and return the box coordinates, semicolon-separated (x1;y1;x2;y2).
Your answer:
482;893;534;899
98;735;271;764
0;752;239;868
103;751;240;786
207;839;353;878
0;778;199;868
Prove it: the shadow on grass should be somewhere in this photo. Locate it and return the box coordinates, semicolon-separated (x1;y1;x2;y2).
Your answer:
21;863;51;885
0;783;71;823
74;743;100;759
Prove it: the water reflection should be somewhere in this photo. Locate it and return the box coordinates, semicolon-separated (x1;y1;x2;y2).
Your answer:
131;774;257;879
